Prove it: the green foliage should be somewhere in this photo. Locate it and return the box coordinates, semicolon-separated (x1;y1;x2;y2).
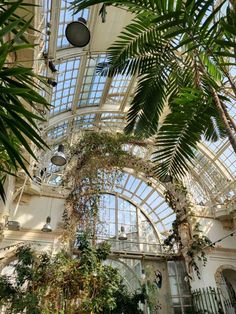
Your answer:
163;182;189;251
163;218;182;250
0;238;146;314
71;0;236;180
103;283;146;314
0;1;49;201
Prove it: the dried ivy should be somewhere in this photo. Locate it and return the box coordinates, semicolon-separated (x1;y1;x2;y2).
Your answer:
62;131;150;242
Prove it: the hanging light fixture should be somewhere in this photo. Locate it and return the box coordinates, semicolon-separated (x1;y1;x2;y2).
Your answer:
51;144;67;166
65;17;90;47
118;226;127;240
47;78;57;87
42;198;53;232
141;269;146;280
41;216;52;232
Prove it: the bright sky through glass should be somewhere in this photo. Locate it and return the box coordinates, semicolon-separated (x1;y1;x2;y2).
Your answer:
57;0;89;48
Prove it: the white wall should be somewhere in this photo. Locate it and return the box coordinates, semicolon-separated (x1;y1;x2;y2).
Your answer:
190;215;236;290
201;218;236;250
9;195;65;231
191;251;236;290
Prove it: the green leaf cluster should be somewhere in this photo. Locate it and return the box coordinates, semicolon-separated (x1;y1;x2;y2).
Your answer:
187;230;213;280
0;237;146;314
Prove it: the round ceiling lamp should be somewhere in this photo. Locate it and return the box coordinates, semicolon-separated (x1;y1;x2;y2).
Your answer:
51;144;67;166
65;17;90;47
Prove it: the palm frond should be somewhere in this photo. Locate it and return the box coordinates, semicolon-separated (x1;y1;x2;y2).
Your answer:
154;86;228;179
125;69;168;136
71;0;162;15
0;0;39;43
106;16;177;77
0;2;50;201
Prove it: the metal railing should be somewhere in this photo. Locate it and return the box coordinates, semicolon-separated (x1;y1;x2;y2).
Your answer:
192;287;235;314
95;238;179;256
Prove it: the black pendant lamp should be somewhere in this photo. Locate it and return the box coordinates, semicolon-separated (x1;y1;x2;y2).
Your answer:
65;17;90;47
51;144;67;166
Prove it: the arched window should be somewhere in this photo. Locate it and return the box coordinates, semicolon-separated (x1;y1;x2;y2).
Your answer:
96;193;162;254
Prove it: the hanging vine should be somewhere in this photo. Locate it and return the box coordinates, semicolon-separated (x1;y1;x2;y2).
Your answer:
58;130;215;281
163;182;191;251
62;131;148;242
186;223;213;279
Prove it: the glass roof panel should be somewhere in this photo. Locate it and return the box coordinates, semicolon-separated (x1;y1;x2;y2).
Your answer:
98;113;126;129
50;58;80;116
47;120;69;139
97;193;162;251
218;145;236;175
204;138;228;154
78;55;107;107
110;173;175;231
74;113;96;129
57;0;89;49
106;74;131;105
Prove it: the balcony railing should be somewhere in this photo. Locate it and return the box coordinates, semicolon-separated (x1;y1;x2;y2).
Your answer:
94;238;179;257
192;287;235;314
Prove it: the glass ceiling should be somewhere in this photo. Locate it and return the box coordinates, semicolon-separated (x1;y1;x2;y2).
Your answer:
39;1;235;217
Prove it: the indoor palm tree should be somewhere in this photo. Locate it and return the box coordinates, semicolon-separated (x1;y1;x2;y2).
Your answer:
71;0;236;180
0;0;49;201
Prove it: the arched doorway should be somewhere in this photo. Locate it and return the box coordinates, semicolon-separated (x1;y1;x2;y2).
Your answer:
215;265;236;314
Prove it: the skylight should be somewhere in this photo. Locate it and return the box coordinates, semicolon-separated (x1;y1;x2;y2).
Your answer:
50;58;80;116
57;0;89;49
78;54;107;107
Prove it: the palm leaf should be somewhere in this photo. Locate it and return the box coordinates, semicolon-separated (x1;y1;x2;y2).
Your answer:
71;0;162;15
0;2;50;201
153;87;227;179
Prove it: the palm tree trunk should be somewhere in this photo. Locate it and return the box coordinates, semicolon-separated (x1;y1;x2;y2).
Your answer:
212;89;236;153
221;102;236;133
197;57;236;153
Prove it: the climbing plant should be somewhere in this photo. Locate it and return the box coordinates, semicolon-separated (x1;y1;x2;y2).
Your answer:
163;181;213;279
0;234;147;314
187;223;213;279
62;131;150;242
163;181;192;251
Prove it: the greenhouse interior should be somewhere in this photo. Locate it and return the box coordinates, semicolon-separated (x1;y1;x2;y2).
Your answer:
0;0;236;313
